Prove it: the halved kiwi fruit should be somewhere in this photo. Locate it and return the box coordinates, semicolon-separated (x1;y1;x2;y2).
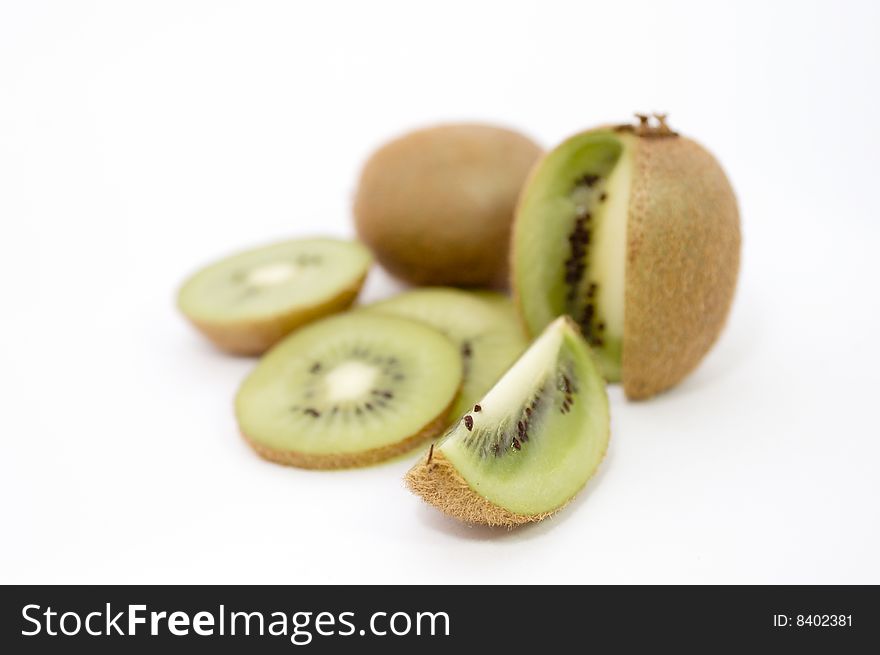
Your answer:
178;238;372;355
512;115;740;399
364;288;528;419
406;316;609;527
236;312;462;469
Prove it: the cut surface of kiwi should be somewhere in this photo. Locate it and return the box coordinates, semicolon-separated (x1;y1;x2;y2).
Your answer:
406;316;610;526
364;288;528;419
512;116;740;398
513;131;629;380
178;238;372;355
236;312;462;469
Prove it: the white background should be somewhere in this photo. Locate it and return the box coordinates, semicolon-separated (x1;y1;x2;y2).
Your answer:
1;0;878;584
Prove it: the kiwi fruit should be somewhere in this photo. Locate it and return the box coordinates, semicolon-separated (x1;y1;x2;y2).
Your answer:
406;316;609;527
354;124;542;287
512;114;740;399
236;312;462;469
177;238;372;355
364;288;528;419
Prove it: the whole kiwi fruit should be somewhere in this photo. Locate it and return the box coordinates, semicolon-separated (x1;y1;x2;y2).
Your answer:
512;114;740;399
354;124;542;287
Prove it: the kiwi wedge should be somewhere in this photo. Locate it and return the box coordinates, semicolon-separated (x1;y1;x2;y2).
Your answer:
406;316;609;527
236;312;462;469
178;238;372;355
364;288;528;419
512;115;740;398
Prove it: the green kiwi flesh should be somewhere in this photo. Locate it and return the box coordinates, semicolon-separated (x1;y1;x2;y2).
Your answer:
236;312;462;469
512;131;633;380
406;316;610;525
364;288;528;418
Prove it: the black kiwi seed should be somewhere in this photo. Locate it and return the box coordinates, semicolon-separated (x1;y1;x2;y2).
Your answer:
310;362;321;374
563;208;593;303
473;404;482;412
575;279;606;343
461;342;473;358
304;408;320;417
365;403;374;411
459;385;559;461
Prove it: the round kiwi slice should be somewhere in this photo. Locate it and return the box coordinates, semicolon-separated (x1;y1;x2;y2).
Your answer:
406;316;610;527
364;288;528;419
512;114;740;399
178;238;372;355
236;312;462;469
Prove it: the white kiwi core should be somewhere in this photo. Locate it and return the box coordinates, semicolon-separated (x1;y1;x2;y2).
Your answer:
590;139;633;349
247;262;300;287
324;361;380;402
466;318;563;428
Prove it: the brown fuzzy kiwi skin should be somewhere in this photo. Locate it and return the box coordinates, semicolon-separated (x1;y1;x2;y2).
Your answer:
405;451;550;527
509;123;740;400
622;135;740;399
184;274;366;356
242;394;455;470
354;124;542;288
406;443;609;528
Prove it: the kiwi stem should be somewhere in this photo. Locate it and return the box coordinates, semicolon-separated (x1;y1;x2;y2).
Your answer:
616;112;678;138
